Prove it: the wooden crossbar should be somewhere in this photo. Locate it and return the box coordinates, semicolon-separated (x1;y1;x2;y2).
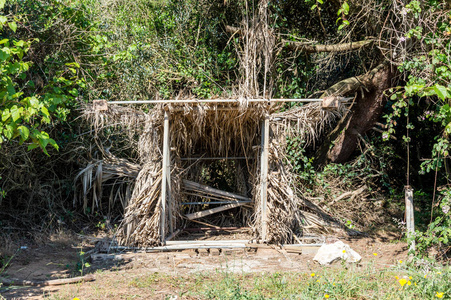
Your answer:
103;98;324;105
185;202;247;220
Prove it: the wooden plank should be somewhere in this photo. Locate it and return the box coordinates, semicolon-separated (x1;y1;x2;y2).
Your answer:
109;244;247;252
405;186;415;252
181;201;251;205
183;179;251;202
184;202;247;220
160;110;170;243
166;240;249;245
183;227;250;232
260;115;270;241
0;274;95;287
180;156;255;161
181;192;238;203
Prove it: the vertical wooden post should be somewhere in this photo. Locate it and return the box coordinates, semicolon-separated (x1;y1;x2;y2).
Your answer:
166;143;173;235
160;110;170;244
260;115;270;242
405;186;415;252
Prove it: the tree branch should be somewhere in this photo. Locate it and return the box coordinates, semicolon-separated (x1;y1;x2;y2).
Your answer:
283;39;374;53
321;63;386;97
225;25;242;35
226;25;373;54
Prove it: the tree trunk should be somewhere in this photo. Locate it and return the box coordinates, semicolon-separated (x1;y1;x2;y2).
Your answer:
315;64;394;166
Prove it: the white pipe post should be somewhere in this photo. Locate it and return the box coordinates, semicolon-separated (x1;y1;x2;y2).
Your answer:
405;186;415;253
160;110;170;244
260;115;270;242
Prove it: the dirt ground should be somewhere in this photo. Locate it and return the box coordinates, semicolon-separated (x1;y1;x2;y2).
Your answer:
0;232;408;300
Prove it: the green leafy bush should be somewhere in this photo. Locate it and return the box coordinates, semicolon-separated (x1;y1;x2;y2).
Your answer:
415;188;451;260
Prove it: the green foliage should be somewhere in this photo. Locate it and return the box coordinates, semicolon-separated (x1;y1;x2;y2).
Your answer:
75;250;91;276
382;5;451;176
195;266;451;300
336;1;350;31
414;188;451;259
0;15;58;153
286;136;316;186
287;135;388;196
0;1;88;155
83;0;238;101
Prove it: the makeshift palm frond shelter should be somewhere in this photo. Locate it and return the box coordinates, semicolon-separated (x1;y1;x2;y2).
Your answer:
77;98;348;247
75;0;351;246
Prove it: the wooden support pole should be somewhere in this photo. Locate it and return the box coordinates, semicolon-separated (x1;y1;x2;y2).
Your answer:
160;110;170;244
260;115;270;242
405;186;415;252
166;139;173;235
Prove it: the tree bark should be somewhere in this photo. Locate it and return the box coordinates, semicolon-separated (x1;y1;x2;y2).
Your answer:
315;63;393;166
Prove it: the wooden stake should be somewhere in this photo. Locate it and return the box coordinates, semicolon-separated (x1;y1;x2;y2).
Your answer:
0;274;95;287
260;115;270;242
405;186;415;252
160;110;170;244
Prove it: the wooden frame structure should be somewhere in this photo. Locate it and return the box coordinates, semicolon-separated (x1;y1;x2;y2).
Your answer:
94;97;349;245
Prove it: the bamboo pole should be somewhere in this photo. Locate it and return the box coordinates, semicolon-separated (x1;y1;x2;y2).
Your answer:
160;110;170;244
260;115;270;242
405;186;415;252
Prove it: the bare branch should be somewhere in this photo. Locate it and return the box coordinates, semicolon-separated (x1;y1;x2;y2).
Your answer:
282;39;374;53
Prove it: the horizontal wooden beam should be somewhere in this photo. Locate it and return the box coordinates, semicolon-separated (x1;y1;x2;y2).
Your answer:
184;202;247;220
180;156;255;161
183;179;251;202
183;227;250;232
181;201;251;205
166;240;249;245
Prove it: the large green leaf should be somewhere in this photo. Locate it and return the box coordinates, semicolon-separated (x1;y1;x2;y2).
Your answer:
17;125;29;141
8;22;17;33
10;106;21;122
434;84;449;100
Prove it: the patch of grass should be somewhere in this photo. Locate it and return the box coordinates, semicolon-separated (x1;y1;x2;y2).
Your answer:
193;264;450;300
49;260;451;300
